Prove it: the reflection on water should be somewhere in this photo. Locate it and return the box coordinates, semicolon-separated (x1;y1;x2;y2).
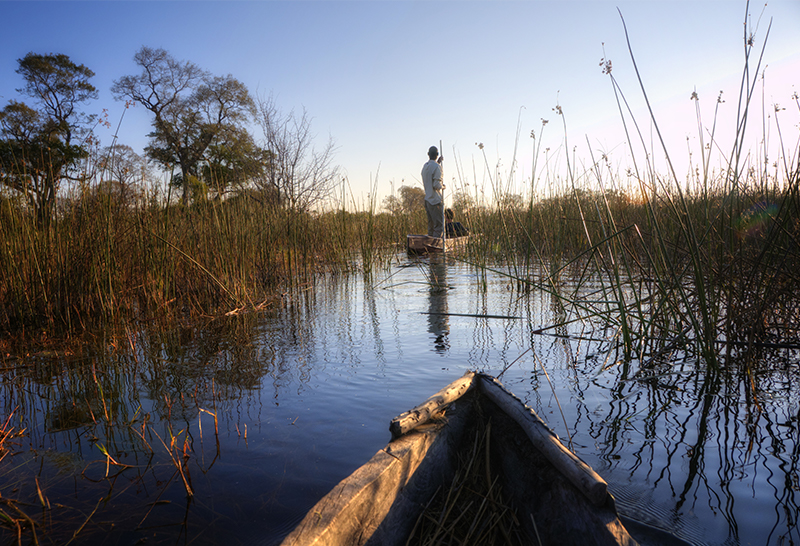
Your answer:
427;256;449;352
0;256;798;545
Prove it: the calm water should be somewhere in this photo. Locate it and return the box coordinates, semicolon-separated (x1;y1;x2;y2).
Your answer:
1;255;798;545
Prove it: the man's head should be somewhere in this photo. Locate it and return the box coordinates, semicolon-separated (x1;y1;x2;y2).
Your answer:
428;146;439;160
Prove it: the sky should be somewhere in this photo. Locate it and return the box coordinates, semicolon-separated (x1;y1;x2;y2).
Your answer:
1;0;799;209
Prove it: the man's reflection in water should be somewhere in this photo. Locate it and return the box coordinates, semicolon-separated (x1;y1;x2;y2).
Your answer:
427;255;449;353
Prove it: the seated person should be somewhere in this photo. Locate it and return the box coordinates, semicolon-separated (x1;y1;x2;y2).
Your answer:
445;208;469;237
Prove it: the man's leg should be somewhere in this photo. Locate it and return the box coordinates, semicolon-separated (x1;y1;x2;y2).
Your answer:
425;201;436;236
430;202;444;238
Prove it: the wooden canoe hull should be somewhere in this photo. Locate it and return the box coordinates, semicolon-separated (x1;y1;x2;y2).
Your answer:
280;372;687;546
406;234;468;255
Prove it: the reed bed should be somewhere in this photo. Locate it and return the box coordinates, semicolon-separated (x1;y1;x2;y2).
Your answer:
0;324;255;545
4;136;797;369
2;6;796;375
445;9;800;370
0;185;413;339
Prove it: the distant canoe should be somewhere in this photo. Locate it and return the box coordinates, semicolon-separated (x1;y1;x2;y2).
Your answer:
280;371;688;546
406;234;469;255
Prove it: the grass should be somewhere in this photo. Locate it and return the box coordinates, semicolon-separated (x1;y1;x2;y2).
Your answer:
2;9;797;541
444;6;800;371
407;420;529;546
3;110;797;371
0;181;415;340
0;332;245;545
0;3;796;376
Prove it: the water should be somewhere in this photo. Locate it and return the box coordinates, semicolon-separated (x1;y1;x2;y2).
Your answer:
1;255;798;545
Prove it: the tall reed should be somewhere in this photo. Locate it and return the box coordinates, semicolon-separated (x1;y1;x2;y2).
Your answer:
0;179;404;338
447;4;799;367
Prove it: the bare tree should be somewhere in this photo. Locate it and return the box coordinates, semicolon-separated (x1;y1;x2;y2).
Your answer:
255;94;339;212
95;143;147;208
99;144;145;186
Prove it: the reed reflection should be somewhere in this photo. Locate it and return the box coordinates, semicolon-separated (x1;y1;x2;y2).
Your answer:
557;340;800;545
3;263;799;546
0;314;305;545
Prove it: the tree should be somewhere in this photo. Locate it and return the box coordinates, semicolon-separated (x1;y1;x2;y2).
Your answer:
201;125;270;199
451;190;475;215
111;47;255;205
383;185;426;215
98;143;146;186
382;194;403;215
399;185;425;214
497;192;524;213
0;53;97;223
255;94;340;212
95;143;147;208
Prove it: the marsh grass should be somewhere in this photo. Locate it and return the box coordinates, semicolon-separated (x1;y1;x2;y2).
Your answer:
0;3;795;377
458;165;798;359
1;11;796;546
449;7;800;371
0;179;414;339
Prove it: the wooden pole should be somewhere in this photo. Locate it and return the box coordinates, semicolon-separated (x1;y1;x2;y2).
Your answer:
440;139;446;254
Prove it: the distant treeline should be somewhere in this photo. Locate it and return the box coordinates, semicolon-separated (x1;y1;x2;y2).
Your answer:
0;49;341;227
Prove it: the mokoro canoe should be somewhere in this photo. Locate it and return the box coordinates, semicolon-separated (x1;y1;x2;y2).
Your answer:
280;371;688;546
406;234;469;255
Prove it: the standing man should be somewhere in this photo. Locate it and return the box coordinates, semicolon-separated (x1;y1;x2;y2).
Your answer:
421;145;445;238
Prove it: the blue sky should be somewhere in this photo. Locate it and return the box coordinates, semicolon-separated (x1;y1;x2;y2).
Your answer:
1;1;798;208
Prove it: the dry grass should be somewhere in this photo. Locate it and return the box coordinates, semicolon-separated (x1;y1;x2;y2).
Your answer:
406;420;531;546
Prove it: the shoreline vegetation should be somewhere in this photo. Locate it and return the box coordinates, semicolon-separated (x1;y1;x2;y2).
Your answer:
1;7;798;366
2;149;798;378
2;158;797;353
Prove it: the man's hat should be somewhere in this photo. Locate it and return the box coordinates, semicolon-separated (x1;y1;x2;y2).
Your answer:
428;146;438;156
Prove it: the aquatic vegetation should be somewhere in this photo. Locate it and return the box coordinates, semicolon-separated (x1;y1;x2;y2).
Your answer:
449;8;800;371
0;183;409;338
